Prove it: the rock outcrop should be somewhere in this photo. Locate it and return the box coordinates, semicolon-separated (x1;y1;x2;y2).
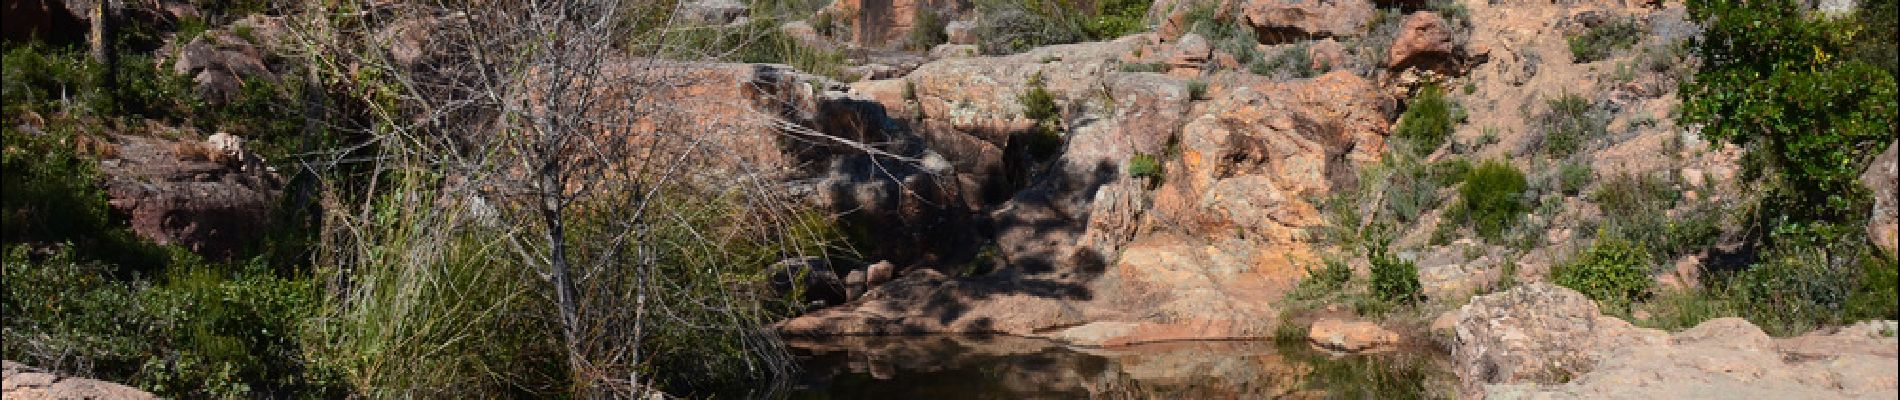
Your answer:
1308;318;1399;353
782;37;1397;347
3;360;156;400
1236;0;1375;44
822;0;965;49
1862;141;1898;257
1455;284;1900;398
100;135;284;259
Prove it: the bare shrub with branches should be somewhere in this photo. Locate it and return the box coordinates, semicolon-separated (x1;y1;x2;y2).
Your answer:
291;0;864;396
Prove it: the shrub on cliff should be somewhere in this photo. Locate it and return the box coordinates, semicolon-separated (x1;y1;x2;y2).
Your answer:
1455;160;1528;242
1568;16;1644;63
1553;234;1654;312
1394;84;1455;155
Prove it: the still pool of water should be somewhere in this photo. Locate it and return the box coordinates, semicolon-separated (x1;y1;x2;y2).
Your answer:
783;335;1457;399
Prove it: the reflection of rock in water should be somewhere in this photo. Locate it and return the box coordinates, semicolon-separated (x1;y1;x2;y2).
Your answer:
785;335;1334;399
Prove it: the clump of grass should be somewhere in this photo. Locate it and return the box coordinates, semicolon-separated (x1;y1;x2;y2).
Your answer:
1252;43;1317;79
1118;62;1168;73
1568;17;1645;63
1187;79;1208;100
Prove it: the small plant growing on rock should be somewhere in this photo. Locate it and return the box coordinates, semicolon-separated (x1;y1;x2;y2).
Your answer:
1457;160;1528;242
1126;153;1162;181
1018;71;1059;124
1394;83;1455;155
1553;233;1654;311
1187;80;1208;101
1567;17;1645;63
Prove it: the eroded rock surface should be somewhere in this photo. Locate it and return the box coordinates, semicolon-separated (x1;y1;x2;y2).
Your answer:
1456;284;1900;399
2;360;156;400
100;135;284;259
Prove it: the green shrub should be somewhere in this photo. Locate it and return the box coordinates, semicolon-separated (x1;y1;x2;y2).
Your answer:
1457;160;1528;242
1535;92;1605;158
1379;152;1443;224
1567;17;1644;63
1589;173;1718;259
1394;84;1455;155
1306;258;1354;291
1126;152;1162;180
1181;1;1266;71
1682;0;1897;224
1367;241;1421;304
1557;161;1593;196
1;245;332;398
1187;79;1208;100
1553;234;1654;311
1019;71;1059;123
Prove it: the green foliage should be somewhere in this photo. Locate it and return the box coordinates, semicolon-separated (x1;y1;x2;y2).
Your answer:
1126;152;1162;180
1681;0;1898;223
1305;258;1354;291
628;16;849;81
1118;62;1168;73
1019;71;1059;123
1394;84;1455;155
1457;160;1528;242
1567;17;1644;63
1535;92;1606;158
1187;79;1209;100
1367;241;1422;305
2;245;332;398
1553;234;1654;311
972;0;1148;55
1588;173;1722;260
1557;161;1593;196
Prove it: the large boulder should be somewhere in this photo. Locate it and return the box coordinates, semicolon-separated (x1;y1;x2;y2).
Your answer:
1862;141;1898;257
781;47;1395;347
1452;283;1670;396
1386;11;1465;75
1308;318;1400;353
3;360;156;400
168;30;278;104
1455;283;1900;398
1236;0;1375;44
100;135;284;259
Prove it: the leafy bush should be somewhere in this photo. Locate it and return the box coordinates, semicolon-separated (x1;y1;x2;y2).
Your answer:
1457;160;1528;241
1367;241;1422;304
1567;17;1644;63
1394;84;1455;155
1534;93;1606;158
1553;234;1654;311
1589;173;1720;260
1682;0;1897;224
1306;258;1354;291
1378;152;1443;225
2;245;331;398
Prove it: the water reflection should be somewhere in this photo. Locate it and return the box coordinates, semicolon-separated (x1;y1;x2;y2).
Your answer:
784;335;1455;399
